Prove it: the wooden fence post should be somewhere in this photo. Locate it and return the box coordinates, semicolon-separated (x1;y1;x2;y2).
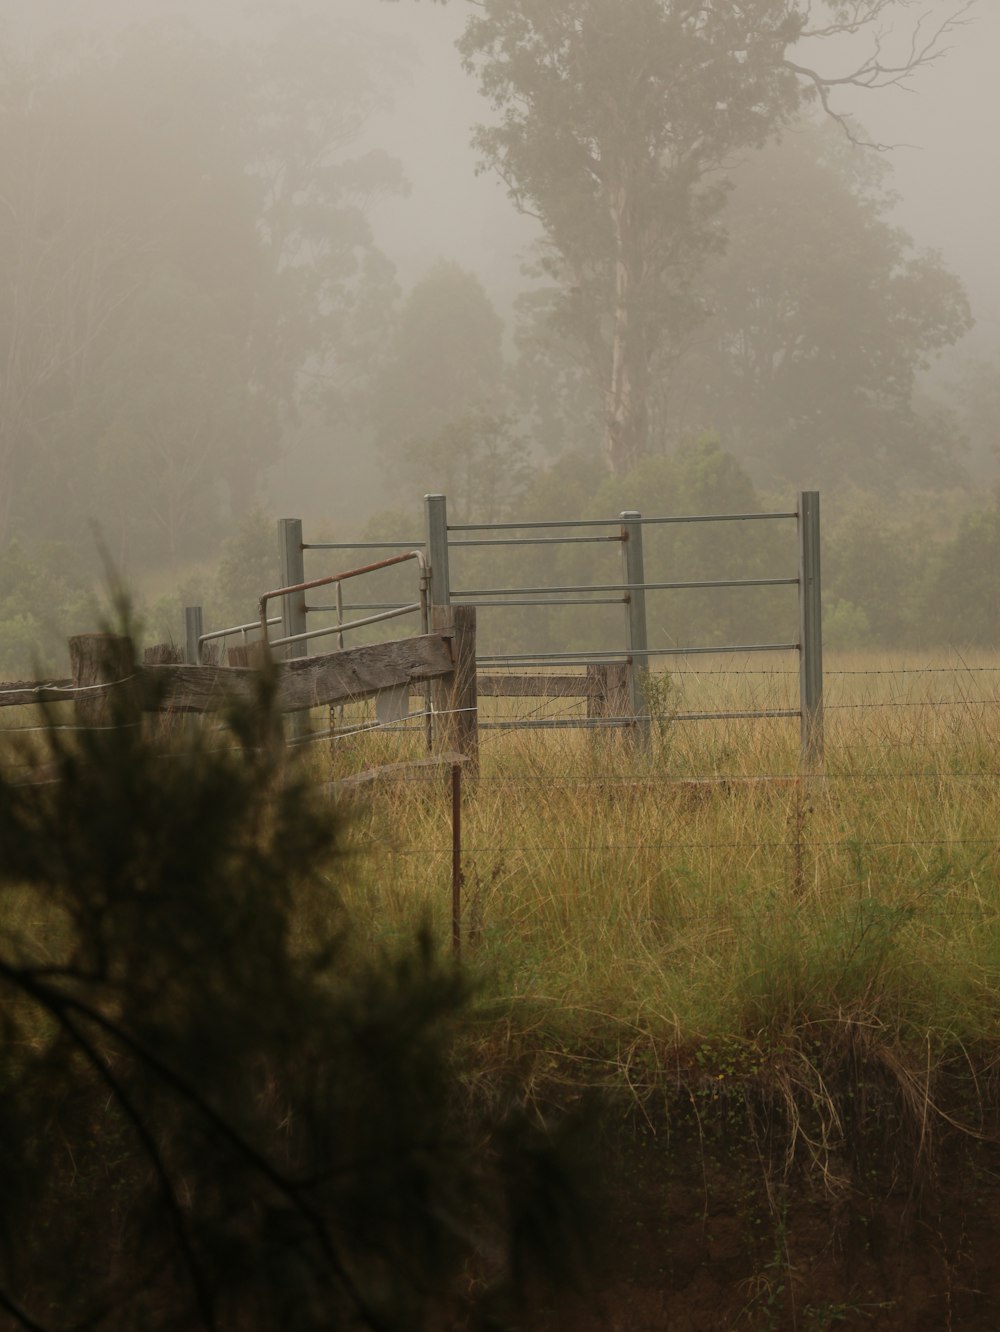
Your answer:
431;604;478;772
143;645;183;665
226;645;263;668
143;643;183;737
586;662;631;732
69;633;140;729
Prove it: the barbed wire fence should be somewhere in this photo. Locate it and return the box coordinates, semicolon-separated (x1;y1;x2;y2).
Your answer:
2;659;999;955
2;480;998;951
2;657;998;752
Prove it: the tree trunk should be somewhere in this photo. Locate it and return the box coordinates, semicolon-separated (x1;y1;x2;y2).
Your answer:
605;179;649;476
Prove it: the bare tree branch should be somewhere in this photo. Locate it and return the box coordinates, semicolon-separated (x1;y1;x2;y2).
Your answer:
787;1;976;147
0;962;392;1332
0;1288;49;1332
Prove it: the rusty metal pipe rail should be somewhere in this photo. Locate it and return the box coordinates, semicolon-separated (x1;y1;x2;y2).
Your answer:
257;550;428;651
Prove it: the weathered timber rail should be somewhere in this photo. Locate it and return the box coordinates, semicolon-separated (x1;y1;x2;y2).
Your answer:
0;606;479;762
388;663;631;724
0;608;644;770
147;632;455;714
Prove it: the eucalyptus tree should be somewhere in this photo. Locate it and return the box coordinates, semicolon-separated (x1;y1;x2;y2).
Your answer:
456;0;974;475
369;261;532;520
655;119;972;490
0;12;401;562
372;261;506;458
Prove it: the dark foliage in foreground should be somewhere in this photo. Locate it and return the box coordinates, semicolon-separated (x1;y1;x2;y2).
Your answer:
0;657;594;1331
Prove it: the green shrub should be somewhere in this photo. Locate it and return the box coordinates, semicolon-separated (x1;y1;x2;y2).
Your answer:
0;648;594;1331
0;540;94;677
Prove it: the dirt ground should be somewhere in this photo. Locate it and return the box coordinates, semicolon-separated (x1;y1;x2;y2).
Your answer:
528;1112;1000;1331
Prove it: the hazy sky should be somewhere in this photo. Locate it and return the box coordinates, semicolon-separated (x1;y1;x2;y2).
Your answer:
4;0;996;346
342;0;1000;348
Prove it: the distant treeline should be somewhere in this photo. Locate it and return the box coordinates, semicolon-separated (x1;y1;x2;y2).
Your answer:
1;4;996;657
4;439;999;680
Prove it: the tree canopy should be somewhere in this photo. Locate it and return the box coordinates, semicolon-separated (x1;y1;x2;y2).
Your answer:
370;262;532;522
373;261;506;457
0;649;594;1330
0;13;401;565
657;120;972;490
458;0;973;475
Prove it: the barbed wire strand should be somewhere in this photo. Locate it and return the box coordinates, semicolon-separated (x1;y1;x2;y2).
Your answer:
0;676;138;696
382;837;998;855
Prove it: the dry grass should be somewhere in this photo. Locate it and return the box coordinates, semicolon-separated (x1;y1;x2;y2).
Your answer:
318;651;1000;1093
4;649;1000;1148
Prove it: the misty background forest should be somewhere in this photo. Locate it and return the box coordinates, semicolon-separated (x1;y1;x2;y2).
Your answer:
2;0;999;673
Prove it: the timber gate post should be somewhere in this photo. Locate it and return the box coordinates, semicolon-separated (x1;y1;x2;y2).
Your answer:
586;662;631;727
143;643;184;737
69;633;140;729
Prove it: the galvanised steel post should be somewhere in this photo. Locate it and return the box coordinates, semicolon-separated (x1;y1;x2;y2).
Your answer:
278;518;308;738
621;511;651;748
278;518;307;657
797;491;824;768
184;605;203;665
424;494;451;608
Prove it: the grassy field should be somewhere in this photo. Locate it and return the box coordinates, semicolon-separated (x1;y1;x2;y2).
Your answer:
4;649;999;1076
4;650;1000;1326
4;649;1000;1097
318;651;1000;1116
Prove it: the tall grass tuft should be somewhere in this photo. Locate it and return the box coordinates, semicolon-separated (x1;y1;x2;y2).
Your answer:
327;650;1000;1175
0;654;596;1332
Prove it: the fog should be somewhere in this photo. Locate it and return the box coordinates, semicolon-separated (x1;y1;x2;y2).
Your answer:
7;2;997;319
1;0;999;664
347;0;1000;346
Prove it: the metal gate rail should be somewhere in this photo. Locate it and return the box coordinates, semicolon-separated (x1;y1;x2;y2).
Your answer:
184;491;823;765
